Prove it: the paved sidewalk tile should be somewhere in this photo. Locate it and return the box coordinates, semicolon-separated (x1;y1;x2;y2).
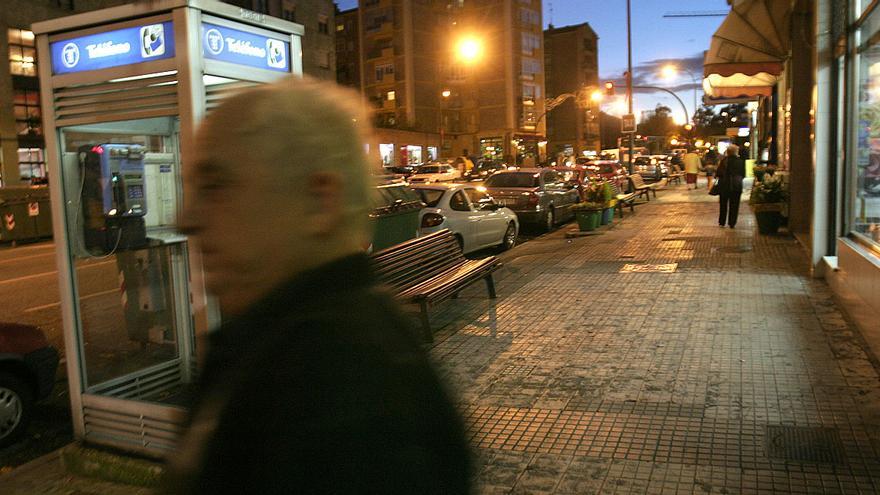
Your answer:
429;189;880;494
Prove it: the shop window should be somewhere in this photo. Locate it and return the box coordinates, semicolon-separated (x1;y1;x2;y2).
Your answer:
854;42;880;245
8;28;37;77
14;88;41;136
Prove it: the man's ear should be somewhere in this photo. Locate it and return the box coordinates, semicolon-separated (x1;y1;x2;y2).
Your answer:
303;171;344;236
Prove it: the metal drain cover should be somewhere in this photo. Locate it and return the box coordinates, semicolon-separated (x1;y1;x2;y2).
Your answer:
620;263;678;273
764;426;846;464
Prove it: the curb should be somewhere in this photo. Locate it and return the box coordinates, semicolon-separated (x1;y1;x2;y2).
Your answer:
59;443;164;488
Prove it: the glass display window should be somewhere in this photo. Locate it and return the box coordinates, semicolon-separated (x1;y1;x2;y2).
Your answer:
854;40;880;245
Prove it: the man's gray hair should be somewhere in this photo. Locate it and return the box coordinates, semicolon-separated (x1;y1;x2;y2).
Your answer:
726;144;740;156
197;76;372;231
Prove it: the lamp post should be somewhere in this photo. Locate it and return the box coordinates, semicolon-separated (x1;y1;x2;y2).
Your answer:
633;85;691;145
626;0;634;174
660;64;699;124
440;89;451;159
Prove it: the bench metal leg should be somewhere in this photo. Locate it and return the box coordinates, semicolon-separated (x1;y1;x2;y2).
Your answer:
419;300;433;343
485;274;497;299
617;204;624;219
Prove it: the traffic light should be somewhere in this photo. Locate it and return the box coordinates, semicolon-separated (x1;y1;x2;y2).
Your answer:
604;81;615;96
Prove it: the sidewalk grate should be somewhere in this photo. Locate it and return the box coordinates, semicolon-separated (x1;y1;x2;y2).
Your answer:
764;425;846;465
619;263;678;273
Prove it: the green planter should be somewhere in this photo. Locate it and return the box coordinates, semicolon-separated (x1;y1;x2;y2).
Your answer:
576;209;602;231
601;207;614;225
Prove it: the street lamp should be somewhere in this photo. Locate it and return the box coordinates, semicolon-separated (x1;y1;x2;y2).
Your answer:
590;90;604;103
660;64;698;124
440;89;451;158
456;37;483;64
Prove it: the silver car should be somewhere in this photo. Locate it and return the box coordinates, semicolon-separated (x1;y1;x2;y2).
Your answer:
483;168;581;232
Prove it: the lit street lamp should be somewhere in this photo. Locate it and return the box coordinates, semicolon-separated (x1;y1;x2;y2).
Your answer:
440;89;451;158
456;37;483;64
590;90;604;103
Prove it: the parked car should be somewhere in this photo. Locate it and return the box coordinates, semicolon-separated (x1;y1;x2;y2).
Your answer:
464;160;505;182
550;166;591;201
412;183;519;253
408;163;461;184
552;162;629;199
0;322;59;447
588;160;630;191
368;178;424;253
483;168;580;232
383;164;415;177
633;156;668;182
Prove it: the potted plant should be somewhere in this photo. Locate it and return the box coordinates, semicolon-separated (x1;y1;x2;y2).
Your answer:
572;201;604;231
749;174;788;234
599;182;616;225
752;163;776;182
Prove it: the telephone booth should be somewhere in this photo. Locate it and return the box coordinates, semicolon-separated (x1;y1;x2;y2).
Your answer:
33;0;302;457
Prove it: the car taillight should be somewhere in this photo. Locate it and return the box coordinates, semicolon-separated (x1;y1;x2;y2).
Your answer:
527;193;540;206
421;213;445;227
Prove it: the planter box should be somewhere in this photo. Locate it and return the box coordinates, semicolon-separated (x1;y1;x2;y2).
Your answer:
601;207;614;225
751;202;785;234
575;210;602;231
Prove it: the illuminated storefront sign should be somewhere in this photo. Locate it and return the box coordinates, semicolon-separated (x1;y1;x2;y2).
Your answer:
201;22;290;72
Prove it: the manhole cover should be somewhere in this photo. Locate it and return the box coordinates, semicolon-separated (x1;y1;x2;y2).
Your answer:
619;263;678;273
764;426;846;464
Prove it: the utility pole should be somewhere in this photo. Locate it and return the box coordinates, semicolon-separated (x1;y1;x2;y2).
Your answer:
626;0;634;175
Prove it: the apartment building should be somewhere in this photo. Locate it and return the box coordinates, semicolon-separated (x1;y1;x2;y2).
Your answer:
544;22;600;159
335;7;360;89
0;0;132;186
358;0;546;166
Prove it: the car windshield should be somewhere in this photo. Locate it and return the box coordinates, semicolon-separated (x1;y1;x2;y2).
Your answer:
485;173;540;188
415;188;445;207
418;166;442;174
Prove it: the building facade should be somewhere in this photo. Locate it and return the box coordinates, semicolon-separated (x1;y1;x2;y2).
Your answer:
544;23;600;159
0;0;131;186
223;0;335;80
335;7;359;89
358;0;546;167
702;0;880;357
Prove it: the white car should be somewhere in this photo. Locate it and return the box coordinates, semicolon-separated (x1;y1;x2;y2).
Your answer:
412;183;519;254
408;163;461;184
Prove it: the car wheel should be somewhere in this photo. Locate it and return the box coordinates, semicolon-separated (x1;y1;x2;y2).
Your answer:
544;208;555;232
500;222;517;251
0;373;33;448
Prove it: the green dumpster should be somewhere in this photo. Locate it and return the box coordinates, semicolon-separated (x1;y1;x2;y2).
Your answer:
369;178;424;253
0;186;53;244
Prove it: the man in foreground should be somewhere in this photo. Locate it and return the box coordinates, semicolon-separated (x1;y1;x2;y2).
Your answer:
167;77;471;494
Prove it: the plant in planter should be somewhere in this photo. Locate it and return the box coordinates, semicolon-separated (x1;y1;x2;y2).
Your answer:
572;201;604;231
749;174;788;234
752;163;776;182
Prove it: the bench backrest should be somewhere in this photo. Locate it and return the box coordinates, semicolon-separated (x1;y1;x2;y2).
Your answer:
629;173;647;188
609;181;623;197
371;229;464;292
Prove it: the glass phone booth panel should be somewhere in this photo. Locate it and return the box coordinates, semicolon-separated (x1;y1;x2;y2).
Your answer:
58;116;193;405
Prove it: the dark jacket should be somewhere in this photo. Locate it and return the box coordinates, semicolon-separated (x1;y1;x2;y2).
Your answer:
165;254;471;494
716;155;746;193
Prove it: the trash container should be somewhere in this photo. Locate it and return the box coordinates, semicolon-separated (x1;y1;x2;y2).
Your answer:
369;178;424;253
0;186;53;244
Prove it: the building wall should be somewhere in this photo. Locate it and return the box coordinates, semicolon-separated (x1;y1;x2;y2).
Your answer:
335;8;360;88
0;0;130;186
544;23;599;159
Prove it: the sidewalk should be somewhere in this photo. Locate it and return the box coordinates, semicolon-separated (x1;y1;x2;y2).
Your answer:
0;449;153;494
429;184;880;493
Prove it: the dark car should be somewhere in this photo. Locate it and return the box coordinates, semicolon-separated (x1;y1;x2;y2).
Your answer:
484;168;580;231
383;164;415;177
633;156;669;182
0;322;59;447
464;160;506;181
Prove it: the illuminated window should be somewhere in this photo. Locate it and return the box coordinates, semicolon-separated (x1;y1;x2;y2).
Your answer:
13;88;41;136
387;90;396;101
8;28;36;77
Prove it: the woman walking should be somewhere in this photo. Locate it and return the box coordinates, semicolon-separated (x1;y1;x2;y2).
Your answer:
716;144;746;228
683;147;702;190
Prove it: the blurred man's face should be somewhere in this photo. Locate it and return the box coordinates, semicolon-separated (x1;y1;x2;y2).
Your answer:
181;143;309;314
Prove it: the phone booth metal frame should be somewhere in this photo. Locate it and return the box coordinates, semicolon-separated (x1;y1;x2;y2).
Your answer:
33;0;302;458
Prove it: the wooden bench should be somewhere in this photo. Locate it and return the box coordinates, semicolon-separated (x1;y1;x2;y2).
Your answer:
628;173;660;200
371;229;501;342
667;164;686;185
609;182;638;218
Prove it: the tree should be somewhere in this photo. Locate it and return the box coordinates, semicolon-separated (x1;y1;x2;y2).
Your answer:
637;104;676;137
691;103;750;138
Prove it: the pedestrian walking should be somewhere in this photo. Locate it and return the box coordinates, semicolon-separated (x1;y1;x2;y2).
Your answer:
165;77;472;494
682;147;702;189
716;144;746;228
704;148;718;191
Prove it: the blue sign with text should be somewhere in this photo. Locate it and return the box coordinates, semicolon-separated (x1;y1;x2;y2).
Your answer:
50;21;175;75
201;23;290;73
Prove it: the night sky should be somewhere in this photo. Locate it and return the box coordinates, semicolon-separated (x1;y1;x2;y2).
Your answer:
335;0;729;121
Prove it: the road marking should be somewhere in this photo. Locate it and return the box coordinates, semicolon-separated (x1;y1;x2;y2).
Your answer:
0;251;56;265
0;260;115;286
24;288;119;313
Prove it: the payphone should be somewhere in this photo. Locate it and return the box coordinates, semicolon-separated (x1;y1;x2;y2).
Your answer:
79;143;148;255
